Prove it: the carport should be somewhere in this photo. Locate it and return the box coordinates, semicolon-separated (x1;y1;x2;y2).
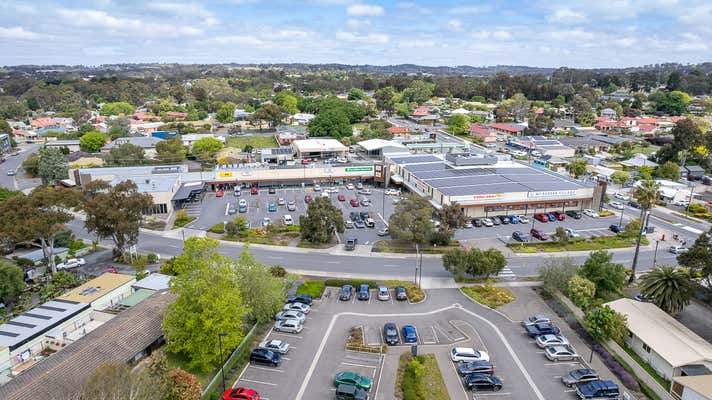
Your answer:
172;182;206;209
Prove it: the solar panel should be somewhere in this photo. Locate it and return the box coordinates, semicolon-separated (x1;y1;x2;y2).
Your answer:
38;305;66;312
23;313;52;320
6;321;36;328
0;331;19;337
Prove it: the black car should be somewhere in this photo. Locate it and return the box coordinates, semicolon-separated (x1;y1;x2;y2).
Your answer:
359;211;370;220
628;200;641;209
512;231;530;242
349;212;361;221
473;218;483;227
357;284;370;301
286;294;313;306
565;210;583;219
609;224;622;233
383;322;399;345
268;187;276;194
576;380;620;399
335;384;368;400
249;348;281;366
491;217;501;226
339;285;354;301
395;286;407;301
457;360;495;376
525;322;561;337
498;215;510;225
562;368;600;387
463;374;502;391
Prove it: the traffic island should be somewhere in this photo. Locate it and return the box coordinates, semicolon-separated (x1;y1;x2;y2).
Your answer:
394;353;449;400
507;235;648;253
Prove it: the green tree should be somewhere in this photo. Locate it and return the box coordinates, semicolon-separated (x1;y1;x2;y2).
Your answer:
442;247;506;280
79;131;107;153
388;194;435;246
655;161;680;180
347;88;366;101
191;137;223;159
672;118;705;153
584;305;627;342
565;158;588;178
100;101;135;116
163;237;249;372
235;250;286;324
438;202;467;230
567;275;596;310
107;117;131;140
299;197;344;243
216;101;236;123
22;153;39;177
0;260;25;305
509;93;531;122
251;104;287;128
637;165;654;180
82;180;153;257
0;119;11;134
307;108;352;139
538;257;580;294
640;266;694;315
447;114;470;135
678;227;712;288
610;171;631;186
0;187;21;202
104;143;146;167
657;91;690;115
81;362;166;400
401;80;434;104
374;86;396;114
553;226;569;244
156;135;187;163
629;179;660;283
580;250;626;296
37;147;68;185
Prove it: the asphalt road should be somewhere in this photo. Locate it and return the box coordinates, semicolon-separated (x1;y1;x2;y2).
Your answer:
0;144;41;191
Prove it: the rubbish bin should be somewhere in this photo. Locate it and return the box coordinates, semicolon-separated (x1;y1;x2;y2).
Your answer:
411;345;418;356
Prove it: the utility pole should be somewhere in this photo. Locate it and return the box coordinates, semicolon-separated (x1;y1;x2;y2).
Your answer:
653;239;660;268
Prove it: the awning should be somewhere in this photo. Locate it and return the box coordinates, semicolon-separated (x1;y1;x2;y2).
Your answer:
390;174;403;184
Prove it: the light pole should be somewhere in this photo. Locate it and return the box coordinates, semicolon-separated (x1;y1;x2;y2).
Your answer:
618;206;624;228
414;244;420;286
653;239;660;268
218;332;227;394
686;182;695;215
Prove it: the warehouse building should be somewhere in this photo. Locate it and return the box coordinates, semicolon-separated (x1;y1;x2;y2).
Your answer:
386;152;599;218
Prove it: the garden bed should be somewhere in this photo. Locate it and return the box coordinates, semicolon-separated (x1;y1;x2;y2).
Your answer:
346;326;386;353
372;239;460;254
461;285;515;308
507;235;648;253
394;353;449;400
296;281;325;298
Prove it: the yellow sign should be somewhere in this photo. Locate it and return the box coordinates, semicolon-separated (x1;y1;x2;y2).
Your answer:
218;171;234;178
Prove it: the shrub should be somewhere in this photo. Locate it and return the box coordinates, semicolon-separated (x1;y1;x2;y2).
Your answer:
296;281;325;298
269;265;287;277
592;344;640;391
567;275;596;310
324;278;377;288
208;223;225;234
381;280;426;303
225;221;238;237
461;285;515;308
147;253;159;264
538;257;579;294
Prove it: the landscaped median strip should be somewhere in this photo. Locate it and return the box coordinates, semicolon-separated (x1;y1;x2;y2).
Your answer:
507;235;648;253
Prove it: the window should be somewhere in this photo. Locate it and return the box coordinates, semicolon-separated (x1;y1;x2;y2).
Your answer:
642;343;651;353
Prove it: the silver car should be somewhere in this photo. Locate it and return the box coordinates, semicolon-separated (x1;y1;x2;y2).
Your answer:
258;339;290;354
275;310;306;323
283;302;310;314
545;345;579;361
274;319;303;333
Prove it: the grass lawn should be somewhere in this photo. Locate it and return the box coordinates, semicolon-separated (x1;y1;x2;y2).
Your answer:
166;351;213;388
226;135;278;149
508;235;648;253
296;280;326;298
461;285;515;308
395;353;449;400
173;215;196;228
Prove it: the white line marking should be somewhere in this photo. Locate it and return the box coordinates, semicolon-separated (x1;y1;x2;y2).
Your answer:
683;226;703;234
238;378;277;386
340;362;378;369
248;366;284;373
449;354;470;400
374;354;385;400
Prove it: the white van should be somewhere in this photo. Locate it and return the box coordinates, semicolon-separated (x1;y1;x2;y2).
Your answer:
283;214;293;226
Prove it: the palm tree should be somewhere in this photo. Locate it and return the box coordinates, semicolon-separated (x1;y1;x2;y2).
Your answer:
640;266;694;315
629;179;660;284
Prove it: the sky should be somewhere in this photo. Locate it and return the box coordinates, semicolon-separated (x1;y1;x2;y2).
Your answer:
1;0;711;68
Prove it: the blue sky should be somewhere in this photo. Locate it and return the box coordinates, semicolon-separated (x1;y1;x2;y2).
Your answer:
1;0;711;68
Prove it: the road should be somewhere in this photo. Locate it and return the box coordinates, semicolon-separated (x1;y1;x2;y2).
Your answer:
0;144;41;191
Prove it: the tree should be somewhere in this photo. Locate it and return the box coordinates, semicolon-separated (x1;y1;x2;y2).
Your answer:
666;71;682;91
0;187;80;275
107;117;131;139
300;197;344;243
216;101;236;123
0;119;11;134
637;165;654;180
166;368;202;400
156;135;187;163
251;104;287;128
0;260;25;305
509;93;530;122
629;179;660;283
191;137;223;159
567;275;596;310
22;153;39;177
584;305;627;342
553;226;569;244
641;266;694;315
79;131;107;153
82;180;153;257
37;147;68;185
678;227;712;288
81;362;165;400
580;250;627;296
307;108;352;139
104;143;146;167
538;257;580;294
401;80;434;104
374;86;396;114
439;202;467;230
610;171;631;186
442;247;506;280
565;158;588;178
163;237;249;372
347;88;366;101
672;118;705;153
655;161;680;180
657;91;690;115
0;187;21;202
447;114;470;135
100;101;135;116
388;194;435;246
275;92;299;114
235;250;285;324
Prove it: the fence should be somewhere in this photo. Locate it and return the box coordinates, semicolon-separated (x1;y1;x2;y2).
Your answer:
202;324;258;398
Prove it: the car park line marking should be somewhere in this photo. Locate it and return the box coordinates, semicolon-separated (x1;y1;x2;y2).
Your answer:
473;392;512;397
271;332;303;339
224;203;230;216
232;362;251;388
543;362;579;366
340;362;378;369
249;366;284;373
281;357;291;360
433;324;454;342
448;356;470;400
430;326;440;343
239;378;277;386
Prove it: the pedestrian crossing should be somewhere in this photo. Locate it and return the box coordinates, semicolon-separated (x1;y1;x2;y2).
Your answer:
498;267;516;279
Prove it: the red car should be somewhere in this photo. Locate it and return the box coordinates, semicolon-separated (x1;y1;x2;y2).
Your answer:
222;387;260;400
301;159;309;165
530;228;550;240
338;194;346;202
551;211;566;221
216;189;225;197
534;213;549;223
250;186;258;195
350;198;360;207
304;195;313;204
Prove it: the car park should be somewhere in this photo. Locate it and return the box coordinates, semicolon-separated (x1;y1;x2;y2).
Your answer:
275;310;306;323
357;284;370;301
304;195;313;204
383;323;399;345
395;286;407;301
249;349;281;367
287;201;296;211
566;210;583;219
583;209;599;218
535;334;570;348
273;319;303;333
530;228;549;240
463;374;503;392
609;201;624;210
258;339;290;354
565;228;581;238
457;360;495;376
609;224;622;233
284;302;310;313
350;198;359;207
525;322;561;337
402;325;417;343
669;245;688;254
534;213;549;223
334;371;372;391
335;384;368;400
377;286;390;301
512;231;529;242
340;285;354;301
56;258;86;270
576;380;620;399
286;294;313;305
450;347;490;363
522;315;551;326
268;202;277;212
481;218;494;227
562;368;600;388
222;387;260;400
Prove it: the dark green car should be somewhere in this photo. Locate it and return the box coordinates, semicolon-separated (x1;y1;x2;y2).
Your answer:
334;372;372;391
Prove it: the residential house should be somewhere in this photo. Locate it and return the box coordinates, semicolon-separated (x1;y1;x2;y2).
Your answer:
180;133;226;150
30;118;62;134
44;139;81;153
683;165;706;181
489;123;525;137
165;111;188;121
291;113;315;126
510;136;576;158
386;125;411;138
0;134;11;153
621;154;658;168
600;108;617;119
410;106;438;124
672;375;712;400
101;136;164;158
129;121;164;135
469;123;497;143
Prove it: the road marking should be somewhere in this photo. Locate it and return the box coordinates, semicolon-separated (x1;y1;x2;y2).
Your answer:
271;332;303;339
543;362;580;366
248;366;284;373
683;226;704;234
448;355;470;400
340;361;378;369
383;264;398;267
238;378;277;386
474;392;511;397
373;354;385;400
327;261;339;264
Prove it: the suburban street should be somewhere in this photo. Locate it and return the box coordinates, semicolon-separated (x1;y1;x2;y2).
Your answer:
0;144;40;191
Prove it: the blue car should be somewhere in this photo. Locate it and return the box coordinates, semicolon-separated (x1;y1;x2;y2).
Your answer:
402;325;418;343
525;322;561;337
268;202;277;212
576;380;620;399
547;213;557;222
357;284;370;301
509;215;519;224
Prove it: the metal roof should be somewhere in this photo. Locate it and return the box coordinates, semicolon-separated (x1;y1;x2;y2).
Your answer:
132;273;172;291
388;155;441;164
0;299;89;351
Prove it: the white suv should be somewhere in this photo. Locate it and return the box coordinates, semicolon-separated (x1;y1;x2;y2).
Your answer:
283;214;293;226
450;347;490;363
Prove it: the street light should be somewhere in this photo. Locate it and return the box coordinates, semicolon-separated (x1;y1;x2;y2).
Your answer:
653;239;660;268
218;332;228;394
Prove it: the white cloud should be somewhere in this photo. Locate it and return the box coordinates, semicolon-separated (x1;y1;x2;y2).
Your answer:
0;26;42;40
549;29;595;41
57;9;203;37
492;31;511;40
336;30;389;43
615;37;637;47
198;35;264;46
346;19;370;29
147;2;213;18
548;8;587;23
470;30;512;40
397;40;436;48
447;19;463;31
263;29;312;40
347;4;384;16
449;6;487;14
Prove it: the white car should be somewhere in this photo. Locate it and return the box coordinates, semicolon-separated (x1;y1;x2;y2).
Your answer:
258;339;290;354
320;191;329;198
262;217;271;227
313;184;321;192
346;183;355;190
275;310;306;323
283;214;293;226
545;345;579;361
674;200;690;207
284;302;310;314
518;215;529;224
450;347;490;363
238;199;247;207
535;334;570;348
336;157;348;163
609;201;624;210
327;187;339;193
614;193;630;201
583;209;599;218
669;246;688;254
385;188;401;196
377;286;390;301
565;228;581;238
56;258;86;270
277;198;286;206
274;319;303;333
481;218;494;227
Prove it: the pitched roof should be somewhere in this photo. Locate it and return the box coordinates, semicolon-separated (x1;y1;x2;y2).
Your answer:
0;291;175;400
469;123;492;136
31;118;56;128
674;375;712;398
490;123;524;133
387;126;410;134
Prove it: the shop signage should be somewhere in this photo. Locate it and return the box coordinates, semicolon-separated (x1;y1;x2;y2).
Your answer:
472;193;504;200
527;190;576;198
218;171;234;178
345;166;374;172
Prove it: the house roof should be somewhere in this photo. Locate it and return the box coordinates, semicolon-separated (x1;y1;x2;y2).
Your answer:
0;291;175;400
387;126;410;134
293;139;347;153
102;136;164;150
674;375;712;398
606;298;712;368
58;273;135;304
620;154;658;168
469;123;492;136
31;118;56;127
490;123;524;133
20;247;68;263
357;139;406;151
132;273;172;291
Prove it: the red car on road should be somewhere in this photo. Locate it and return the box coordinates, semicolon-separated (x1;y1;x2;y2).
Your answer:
222;388;260;400
350;198;360;207
304;195;313;204
534;213;549;223
530;228;550;240
338;194;346;202
551;211;566;221
216;189;225;197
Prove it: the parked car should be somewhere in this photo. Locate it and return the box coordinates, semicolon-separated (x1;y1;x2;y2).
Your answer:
360;198;371;207
535;334;570;348
534;213;549;223
356;182;363;190
530;228;549;240
313;184;321;192
565;228;581;238
273;319;303;333
275;310;306;323
473;218;483;227
258;339;290;354
338;194;346;201
346;183;355;190
7;170;15;176
634;293;652;302
576;380;620;399
277;197;285;206
669;245;688;254
268;202;277;212
233;189;241;197
249;349;281;366
509;215;519;224
609;224;622;233
287;201;296;211
402;325;418;343
565;210;583;219
383;322;399;345
56;258;86;270
377;227;389;236
304;195;313;204
491;217;501;226
463;374;502;392
464;220;473;228
228;206;237;215
450;347;490;363
354;220;366;229
551;211;566;221
673;200;690;207
345;237;357;251
385;188;401;196
457;360;495;376
521;315;550;327
262;217;271;227
283;215;293;226
357;189;372;195
320;191;329;198
395;286;407;301
562;368;599;388
284;302;310;313
609;201;624;210
216;189;225;197
583;209;599;218
340;285;354;301
512;231;530;242
498;215;510;225
628;200;641;209
518;215;529;224
334;372;372;391
377;286;390;301
613;192;630;201
335;384;368;400
481;218;494;227
359;211;370;220
250;186;258;195
286;294;313;305
222;387;260;400
345;220;354;229
546;213;557;222
357;284;370;301
525;322;561;337
350;198;360;207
